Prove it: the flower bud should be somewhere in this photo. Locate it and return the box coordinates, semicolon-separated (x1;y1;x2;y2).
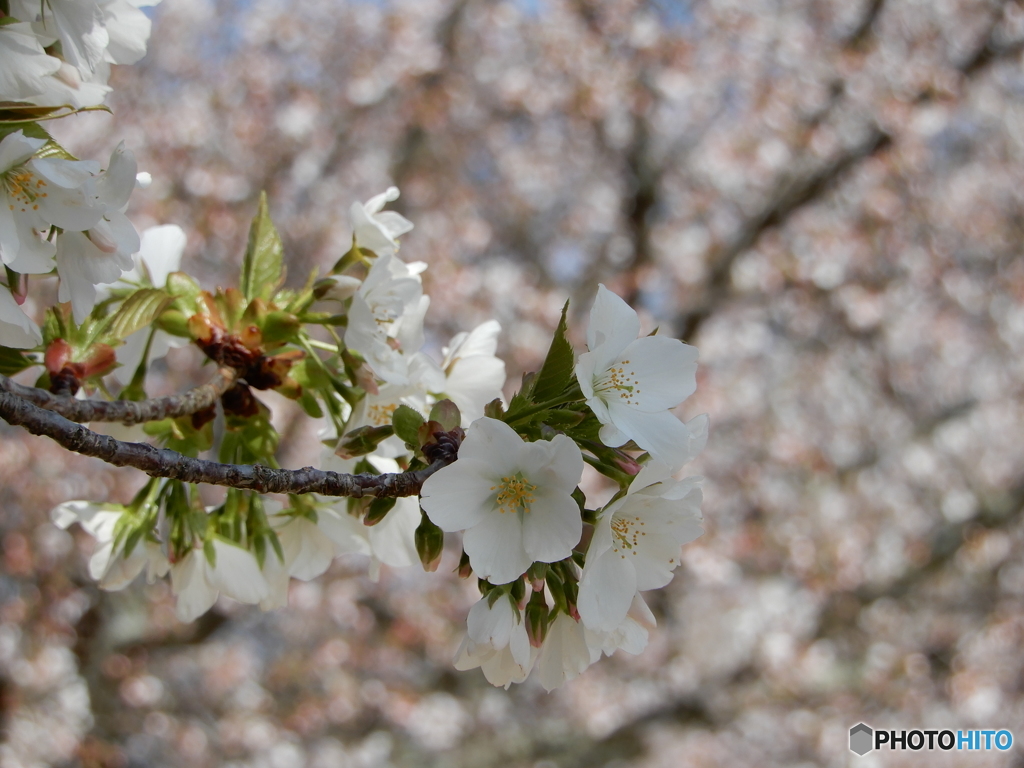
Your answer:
187;314;216;344
524;591;550;648
414;510;444;572
82;344;116;377
45;339;73;376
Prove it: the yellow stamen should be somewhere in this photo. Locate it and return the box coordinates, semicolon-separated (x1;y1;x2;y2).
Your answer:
494;473;537;515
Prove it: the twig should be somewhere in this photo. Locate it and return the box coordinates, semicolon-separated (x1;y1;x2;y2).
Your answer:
0;392;452;497
0;368;236;426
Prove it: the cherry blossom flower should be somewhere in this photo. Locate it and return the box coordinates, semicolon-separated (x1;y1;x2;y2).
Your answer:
314;454;423;580
420;417;584;585
170;539;270;622
99;0;161;67
259;511;341;610
429;320;507;424
575;284;700;469
56;142;140;322
453;595;535;688
0;22;61;102
577;462;704;632
51;500;169;591
8;0;109;77
583;592;658;659
350;186;413;257
0;130;104;274
344;253;429;385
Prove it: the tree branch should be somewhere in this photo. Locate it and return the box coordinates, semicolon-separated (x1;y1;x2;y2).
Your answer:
0;392;451;497
676;125;891;342
0;368;236;426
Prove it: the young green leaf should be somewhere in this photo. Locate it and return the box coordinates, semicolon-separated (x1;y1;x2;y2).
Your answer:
364;496;397;526
392;404;425;446
0;346;34;375
241;192;285;301
429;399;461;432
106;289;171;340
530;300;574;403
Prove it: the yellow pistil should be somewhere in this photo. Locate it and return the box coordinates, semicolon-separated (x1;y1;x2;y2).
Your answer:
594;358;642;406
490;472;537;514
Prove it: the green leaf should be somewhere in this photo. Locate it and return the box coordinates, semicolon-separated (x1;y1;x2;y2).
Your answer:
297;390;323;419
542;409;586;429
0;346;34;375
428;399;461;432
334;424;394;459
392;404;425;446
106;289;171;340
34;138;77;161
531;300;575;404
364;496;397;527
0;121;53;144
241;192;284;302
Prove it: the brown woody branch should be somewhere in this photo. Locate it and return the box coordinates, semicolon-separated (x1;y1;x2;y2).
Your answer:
0;391;451;497
0;368;236;426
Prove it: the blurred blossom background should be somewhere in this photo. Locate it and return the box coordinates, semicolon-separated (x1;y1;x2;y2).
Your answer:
3;0;1024;765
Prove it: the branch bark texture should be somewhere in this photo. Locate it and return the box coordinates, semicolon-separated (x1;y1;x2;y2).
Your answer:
0;368;236;426
0;391;450;497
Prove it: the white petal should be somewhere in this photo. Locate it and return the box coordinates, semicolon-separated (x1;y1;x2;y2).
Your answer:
456;417;528;480
96;541;148;591
604;403;694;470
520;488;581;564
367;496;420;568
586;285;641;368
136;225;186;288
97;142;137;210
577;547;637;632
279;517;335;581
467;596;515;648
259;548;291;611
101;0;153;65
0;286;42;348
314;506;372;556
443;320;501;367
528;434;584;495
419;459;496;532
462;510;531;585
443;355;506;424
0;25;61;101
535;614;592;691
373;210;414;239
171;550;219;622
617;335;698;411
209;539;270;604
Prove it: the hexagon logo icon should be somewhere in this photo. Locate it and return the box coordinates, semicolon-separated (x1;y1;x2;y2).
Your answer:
850;723;873;756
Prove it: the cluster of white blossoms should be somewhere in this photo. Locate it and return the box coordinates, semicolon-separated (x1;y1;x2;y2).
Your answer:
0;0;157;108
420;287;707;690
0;0;161;346
4;0;708;691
